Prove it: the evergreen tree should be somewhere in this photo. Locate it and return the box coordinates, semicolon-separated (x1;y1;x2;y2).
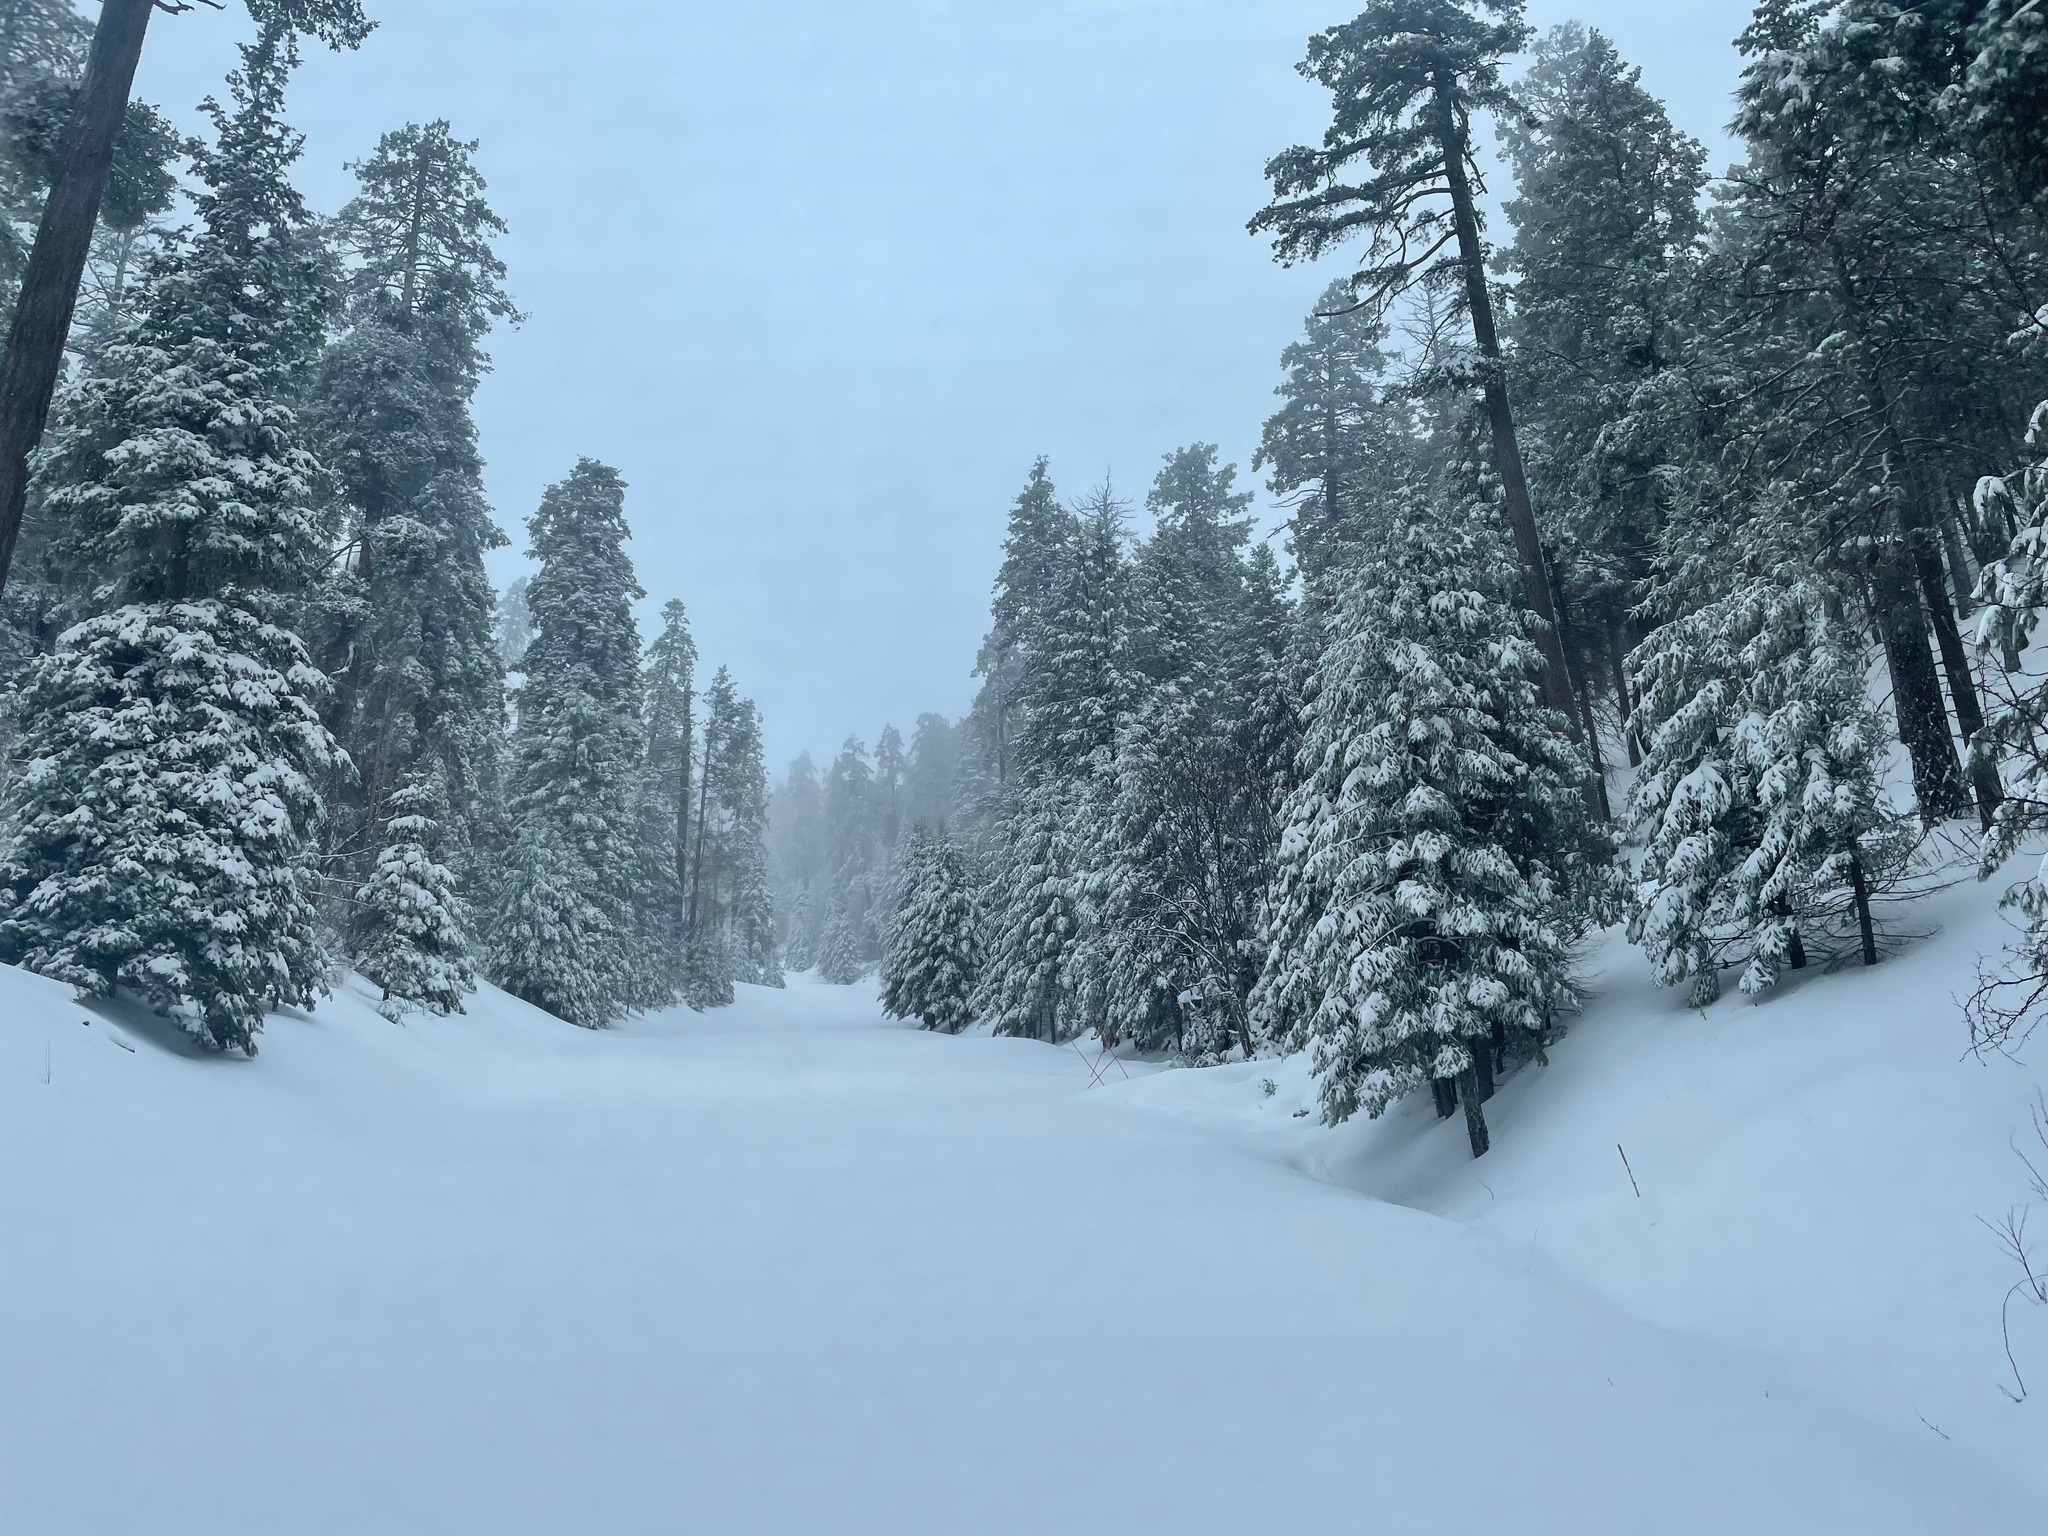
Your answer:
489;459;645;1028
881;823;980;1033
782;882;816;972
822;736;881;960
1499;24;1708;762
354;766;472;1021
0;20;341;1053
769;750;826;963
817;886;864;985
1251;0;1582;730
495;574;533;672
970;459;1073;792
874;722;906;857
680;666;776;1005
1255;281;1414;597
1627;577;1907;1003
1969;405;2048;1051
1250;514;1612;1157
314;120;515;945
973;787;1082;1039
903;712;962;832
633;598;696;995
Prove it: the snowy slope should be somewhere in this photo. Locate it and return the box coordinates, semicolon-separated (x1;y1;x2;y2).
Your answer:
4;927;2044;1532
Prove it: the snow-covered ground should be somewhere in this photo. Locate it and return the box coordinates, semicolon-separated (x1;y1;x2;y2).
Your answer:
5;885;2045;1532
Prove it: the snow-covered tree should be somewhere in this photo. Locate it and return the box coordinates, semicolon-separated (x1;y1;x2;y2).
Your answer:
631;598;695;997
679;665;777;1005
0;20;343;1054
1627;577;1907;1002
1250;515;1612;1158
489;459;645;1028
822;736;881;961
782;883;817;972
975;787;1085;1040
1969;405;2048;1051
354;768;472;1021
880;823;980;1033
313;120;515;936
817;887;865;985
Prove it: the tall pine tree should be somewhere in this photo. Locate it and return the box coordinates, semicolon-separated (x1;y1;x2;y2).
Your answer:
489;459;645;1028
0;20;341;1052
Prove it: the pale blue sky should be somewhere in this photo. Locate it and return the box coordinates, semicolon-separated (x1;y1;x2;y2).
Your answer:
129;1;1751;771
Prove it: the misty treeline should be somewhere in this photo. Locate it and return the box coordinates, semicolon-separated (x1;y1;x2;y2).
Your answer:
807;0;2048;1157
0;0;776;1046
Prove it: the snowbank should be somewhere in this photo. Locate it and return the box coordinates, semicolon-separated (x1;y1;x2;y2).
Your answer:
3;915;2043;1532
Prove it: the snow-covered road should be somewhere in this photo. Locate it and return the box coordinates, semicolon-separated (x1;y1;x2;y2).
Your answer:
3;965;2037;1533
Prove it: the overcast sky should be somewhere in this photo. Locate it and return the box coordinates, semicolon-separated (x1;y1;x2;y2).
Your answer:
129;0;1751;774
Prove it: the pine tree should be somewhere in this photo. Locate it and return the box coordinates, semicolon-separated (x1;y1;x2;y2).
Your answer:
489;459;645;1028
1499;24;1708;761
1626;577;1907;1003
817;887;864;985
314;120;515;943
679;666;776;1006
973;786;1082;1039
1250;514;1612;1157
769;750;825;963
881;823;980;1033
782;883;817;972
1255;282;1415;597
633;598;696;996
822;736;881;961
1968;404;2048;1051
354;767;472;1021
0;20;343;1054
970;459;1074;792
1250;0;1582;730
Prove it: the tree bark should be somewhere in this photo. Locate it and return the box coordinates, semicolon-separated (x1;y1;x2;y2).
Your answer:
0;0;154;600
1869;550;1970;823
1940;510;1975;619
1457;1066;1490;1158
1431;1075;1458;1119
1848;855;1877;967
1607;616;1641;767
1910;539;2001;828
1429;72;1580;736
1471;1036;1495;1103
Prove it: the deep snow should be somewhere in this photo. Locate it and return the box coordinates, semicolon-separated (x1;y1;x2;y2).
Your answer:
3;886;2044;1533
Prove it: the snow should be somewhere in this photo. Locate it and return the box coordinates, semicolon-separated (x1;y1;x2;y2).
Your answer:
5;906;2046;1532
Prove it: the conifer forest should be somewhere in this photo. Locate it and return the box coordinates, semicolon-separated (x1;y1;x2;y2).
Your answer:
10;2;2048;1530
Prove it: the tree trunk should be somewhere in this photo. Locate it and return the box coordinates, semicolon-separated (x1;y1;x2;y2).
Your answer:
1471;1036;1495;1103
675;682;694;948
1941;511;1975;619
1607;616;1640;767
1910;542;2001;828
1429;73;1579;735
1848;855;1877;967
1457;1066;1490;1158
0;0;154;600
1869;551;1970;823
1786;924;1807;971
686;710;717;933
1431;1075;1458;1119
1491;1017;1507;1075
